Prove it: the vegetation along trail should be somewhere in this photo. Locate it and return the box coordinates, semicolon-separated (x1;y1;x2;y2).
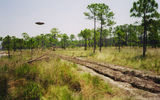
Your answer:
53;54;160;99
1;0;160;99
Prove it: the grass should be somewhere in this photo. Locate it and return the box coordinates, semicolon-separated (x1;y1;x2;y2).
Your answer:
0;49;132;100
54;47;160;74
17;81;43;100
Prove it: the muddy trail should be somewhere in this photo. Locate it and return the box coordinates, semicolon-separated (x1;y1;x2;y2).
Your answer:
54;54;160;97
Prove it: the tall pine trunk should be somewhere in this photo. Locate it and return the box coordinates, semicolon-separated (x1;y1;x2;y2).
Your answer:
84;38;87;50
143;14;147;57
99;17;103;52
93;14;96;53
118;34;121;52
7;37;11;58
7;48;10;58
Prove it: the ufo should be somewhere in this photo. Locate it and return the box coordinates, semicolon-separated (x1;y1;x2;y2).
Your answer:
35;22;45;25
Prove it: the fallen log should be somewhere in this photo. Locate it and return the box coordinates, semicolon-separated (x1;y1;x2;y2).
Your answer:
26;55;49;64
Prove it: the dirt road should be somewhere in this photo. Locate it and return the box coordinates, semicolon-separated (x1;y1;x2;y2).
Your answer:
0;51;8;58
54;54;160;99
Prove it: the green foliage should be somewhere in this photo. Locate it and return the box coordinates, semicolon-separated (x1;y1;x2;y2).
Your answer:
130;0;159;18
18;81;42;100
130;0;159;57
69;34;76;48
70;34;75;42
56;47;160;74
2;35;12;58
84;3;100;53
2;35;12;50
28;37;36;49
49;28;59;47
50;28;60;36
68;80;81;92
38;58;81;92
96;3;115;26
148;19;160;48
154;59;160;72
43;86;74;100
0;36;3;41
84;3;115;52
2;30;62;51
0;50;128;100
15;64;37;80
78;29;91;40
60;33;69;49
114;27;125;51
22;32;29;40
61;86;73;100
0;75;8;100
82;73;113;95
78;29;92;50
84;3;99;20
92;76;100;87
104;83;113;94
0;65;9;73
88;52;95;57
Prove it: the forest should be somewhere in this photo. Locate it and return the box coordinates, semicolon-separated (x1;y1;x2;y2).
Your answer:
1;0;160;100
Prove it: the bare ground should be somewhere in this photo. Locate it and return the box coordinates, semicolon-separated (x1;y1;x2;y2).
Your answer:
54;54;160;100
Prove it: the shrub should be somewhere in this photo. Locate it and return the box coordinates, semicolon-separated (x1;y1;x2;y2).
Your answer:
39;74;54;89
15;64;37;80
154;60;160;72
92;76;100;88
69;80;81;92
0;75;8;100
17;82;42;100
88;52;95;57
43;86;74;100
104;83;113;94
82;73;92;84
0;65;9;73
61;87;73;100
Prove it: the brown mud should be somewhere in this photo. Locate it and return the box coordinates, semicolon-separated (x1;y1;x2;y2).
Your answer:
54;54;160;99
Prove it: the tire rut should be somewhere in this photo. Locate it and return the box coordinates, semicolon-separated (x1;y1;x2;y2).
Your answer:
55;54;160;94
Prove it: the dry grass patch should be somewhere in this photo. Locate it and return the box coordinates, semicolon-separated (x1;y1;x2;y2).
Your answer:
54;47;160;74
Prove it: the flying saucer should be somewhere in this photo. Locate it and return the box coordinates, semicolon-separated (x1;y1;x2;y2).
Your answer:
35;22;45;25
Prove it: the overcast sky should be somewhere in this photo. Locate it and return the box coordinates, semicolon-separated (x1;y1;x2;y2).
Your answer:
0;0;160;38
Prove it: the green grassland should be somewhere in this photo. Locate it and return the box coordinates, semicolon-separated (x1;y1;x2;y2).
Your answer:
0;50;133;100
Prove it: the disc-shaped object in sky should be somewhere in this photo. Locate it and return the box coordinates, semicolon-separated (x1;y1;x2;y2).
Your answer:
35;22;45;25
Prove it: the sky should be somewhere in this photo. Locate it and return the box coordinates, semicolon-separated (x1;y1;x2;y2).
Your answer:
0;0;160;38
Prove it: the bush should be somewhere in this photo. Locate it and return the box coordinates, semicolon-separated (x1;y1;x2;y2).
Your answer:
69;80;81;92
92;76;100;88
82;73;92;84
15;64;37;80
17;82;42;100
39;74;54;89
0;75;8;100
43;86;74;100
61;87;73;100
104;83;113;94
0;65;9;73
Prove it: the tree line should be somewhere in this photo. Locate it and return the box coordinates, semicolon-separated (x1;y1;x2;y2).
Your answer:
0;0;160;57
0;28;79;58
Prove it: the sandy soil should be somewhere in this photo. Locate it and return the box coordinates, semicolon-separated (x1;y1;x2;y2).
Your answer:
54;54;160;100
